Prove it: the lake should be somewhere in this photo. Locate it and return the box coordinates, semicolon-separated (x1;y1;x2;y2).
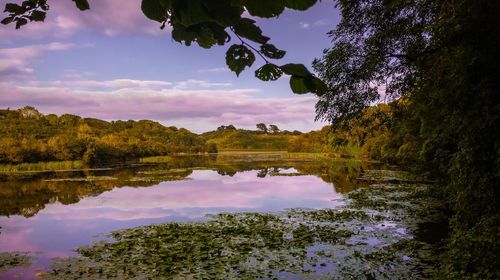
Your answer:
1;154;380;279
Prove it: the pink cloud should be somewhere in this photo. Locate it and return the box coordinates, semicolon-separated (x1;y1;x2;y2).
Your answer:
0;42;88;81
0;80;324;132
0;0;165;41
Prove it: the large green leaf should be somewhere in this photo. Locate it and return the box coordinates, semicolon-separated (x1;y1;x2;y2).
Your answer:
72;0;90;11
226;44;255;76
304;76;328;95
171;24;197;46
29;10;45;21
255;64;283;81
15;17;27;29
4;3;23;13
141;0;168;22
285;0;318;10
243;0;285;18
1;16;14;25
290;76;309;94
203;0;242;27
260;44;286;59
174;0;213;27
233;18;269;44
280;63;311;77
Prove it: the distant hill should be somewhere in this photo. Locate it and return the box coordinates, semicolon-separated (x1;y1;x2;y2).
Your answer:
0;106;215;166
201;126;301;151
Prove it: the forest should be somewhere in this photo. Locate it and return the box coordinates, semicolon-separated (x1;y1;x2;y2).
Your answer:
0;106;216;166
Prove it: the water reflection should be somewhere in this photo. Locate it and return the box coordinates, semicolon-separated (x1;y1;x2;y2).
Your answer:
0;155;377;279
0;155;373;218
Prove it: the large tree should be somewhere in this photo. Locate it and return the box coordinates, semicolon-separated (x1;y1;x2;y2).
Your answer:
313;0;500;278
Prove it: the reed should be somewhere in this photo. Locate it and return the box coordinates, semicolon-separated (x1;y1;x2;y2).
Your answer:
0;160;84;173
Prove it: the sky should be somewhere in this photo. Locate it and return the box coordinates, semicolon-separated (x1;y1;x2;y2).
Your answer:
0;0;340;133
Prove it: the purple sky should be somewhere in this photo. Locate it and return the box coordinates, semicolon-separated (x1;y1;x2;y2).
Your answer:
0;0;340;133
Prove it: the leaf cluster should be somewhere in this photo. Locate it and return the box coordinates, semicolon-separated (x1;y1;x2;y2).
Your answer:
1;0;89;29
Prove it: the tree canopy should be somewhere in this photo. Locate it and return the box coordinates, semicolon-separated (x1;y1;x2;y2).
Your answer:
313;0;500;278
2;0;327;95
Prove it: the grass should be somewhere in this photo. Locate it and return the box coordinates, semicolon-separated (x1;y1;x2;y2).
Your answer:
281;152;330;159
139;156;174;163
0;160;84;173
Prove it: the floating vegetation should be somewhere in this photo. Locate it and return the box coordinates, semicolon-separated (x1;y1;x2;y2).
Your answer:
359;169;426;183
137;169;191;175
129;168;193;183
44;176;118;182
127;175;190;183
269;172;308;177
0;252;32;273
139;156;174;163
42;169;441;279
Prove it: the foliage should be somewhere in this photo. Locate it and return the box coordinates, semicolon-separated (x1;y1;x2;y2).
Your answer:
2;0;327;95
255;123;267;133
269;124;280;134
0;252;32;273
314;0;500;278
289;103;398;160
202;124;304;151
0;107;215;166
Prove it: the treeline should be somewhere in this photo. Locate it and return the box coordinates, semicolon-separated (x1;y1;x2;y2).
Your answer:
0;107;216;166
0;105;398;167
202;124;302;151
288;103;397;159
1;105;410;166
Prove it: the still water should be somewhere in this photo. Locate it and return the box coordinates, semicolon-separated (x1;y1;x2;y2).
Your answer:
0;154;375;279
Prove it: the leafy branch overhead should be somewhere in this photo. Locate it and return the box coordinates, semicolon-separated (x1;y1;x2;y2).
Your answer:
1;0;328;96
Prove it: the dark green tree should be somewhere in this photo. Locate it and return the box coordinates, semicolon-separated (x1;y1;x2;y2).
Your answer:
313;0;500;278
269;124;280;134
256;123;267;134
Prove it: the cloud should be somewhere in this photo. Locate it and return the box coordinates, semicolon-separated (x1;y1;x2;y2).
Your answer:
0;78;324;132
0;42;77;60
299;22;311;29
0;59;34;80
174;79;231;89
298;19;330;30
0;0;166;41
0;42;89;81
198;67;231;73
50;79;173;90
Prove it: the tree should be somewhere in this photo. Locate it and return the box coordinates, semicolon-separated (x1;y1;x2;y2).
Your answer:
2;0;327;95
217;124;236;131
313;0;500;277
269;124;280;134
256;123;267;134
